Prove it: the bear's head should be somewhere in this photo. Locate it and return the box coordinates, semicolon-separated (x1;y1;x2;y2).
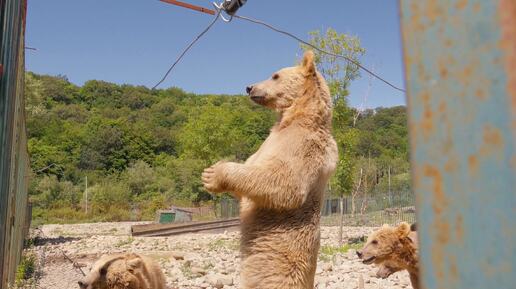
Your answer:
78;254;142;289
246;50;319;111
356;222;412;265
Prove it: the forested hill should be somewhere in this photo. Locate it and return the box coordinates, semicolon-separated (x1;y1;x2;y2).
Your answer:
25;72;409;224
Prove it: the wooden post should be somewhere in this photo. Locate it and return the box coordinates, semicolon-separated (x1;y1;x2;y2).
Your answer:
338;197;344;245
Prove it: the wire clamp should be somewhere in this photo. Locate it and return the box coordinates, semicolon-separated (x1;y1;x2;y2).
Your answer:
213;0;246;22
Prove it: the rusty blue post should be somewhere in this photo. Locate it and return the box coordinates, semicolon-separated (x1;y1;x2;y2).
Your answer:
399;0;515;288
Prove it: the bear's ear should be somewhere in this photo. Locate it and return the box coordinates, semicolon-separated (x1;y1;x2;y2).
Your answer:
99;263;111;277
99;256;124;277
396;222;411;238
301;50;316;75
126;257;142;272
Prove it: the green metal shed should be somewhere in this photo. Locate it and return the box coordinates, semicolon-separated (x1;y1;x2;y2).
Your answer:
155;206;193;224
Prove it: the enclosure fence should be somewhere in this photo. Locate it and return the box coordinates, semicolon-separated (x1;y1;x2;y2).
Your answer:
0;0;31;288
219;198;240;219
213;189;416;227
320;190;416;227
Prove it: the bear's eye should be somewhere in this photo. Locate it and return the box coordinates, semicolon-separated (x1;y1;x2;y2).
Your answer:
272;74;280;80
371;240;378;245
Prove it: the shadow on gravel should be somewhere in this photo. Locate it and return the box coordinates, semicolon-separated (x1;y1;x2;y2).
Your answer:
33;236;81;246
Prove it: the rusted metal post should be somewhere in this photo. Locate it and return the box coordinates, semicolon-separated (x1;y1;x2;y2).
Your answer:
400;1;515;289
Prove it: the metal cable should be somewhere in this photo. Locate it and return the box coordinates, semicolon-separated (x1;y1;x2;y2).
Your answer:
232;14;406;93
154;2;405;93
152;8;222;89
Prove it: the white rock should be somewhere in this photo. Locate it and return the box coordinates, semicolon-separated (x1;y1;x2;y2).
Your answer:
321;263;333;272
206;273;233;288
219;275;234;286
206;274;224;288
191;266;207;276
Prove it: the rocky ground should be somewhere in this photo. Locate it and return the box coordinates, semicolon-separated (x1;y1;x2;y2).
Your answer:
22;222;412;289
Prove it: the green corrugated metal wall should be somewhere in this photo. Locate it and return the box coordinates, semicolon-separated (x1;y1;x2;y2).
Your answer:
0;0;31;288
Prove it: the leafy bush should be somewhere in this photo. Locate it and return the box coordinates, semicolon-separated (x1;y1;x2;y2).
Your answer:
26;65;409;224
15;253;36;286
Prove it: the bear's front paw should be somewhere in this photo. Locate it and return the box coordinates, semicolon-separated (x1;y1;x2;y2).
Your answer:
202;162;228;193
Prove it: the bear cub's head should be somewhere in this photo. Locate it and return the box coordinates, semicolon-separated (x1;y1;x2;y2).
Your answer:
356;222;412;265
246;50;317;111
78;254;143;289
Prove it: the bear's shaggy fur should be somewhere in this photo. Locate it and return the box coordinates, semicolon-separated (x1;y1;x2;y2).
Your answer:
357;223;420;289
202;51;338;289
78;253;166;289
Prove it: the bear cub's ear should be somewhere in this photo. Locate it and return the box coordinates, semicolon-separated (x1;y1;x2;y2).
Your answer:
301;50;316;75
396;222;411;238
126;257;143;273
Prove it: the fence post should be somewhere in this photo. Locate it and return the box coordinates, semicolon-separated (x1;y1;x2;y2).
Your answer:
338;197;344;245
400;1;516;288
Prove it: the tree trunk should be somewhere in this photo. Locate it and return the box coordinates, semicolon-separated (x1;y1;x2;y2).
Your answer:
351;168;363;218
360;169;368;215
213;200;219;219
388;165;392;205
360;194;369;215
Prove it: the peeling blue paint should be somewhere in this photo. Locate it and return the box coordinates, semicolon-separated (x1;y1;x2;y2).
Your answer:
400;0;515;288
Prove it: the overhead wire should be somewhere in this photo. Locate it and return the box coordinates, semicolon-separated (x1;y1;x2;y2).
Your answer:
231;14;406;93
154;1;405;93
152;7;222;89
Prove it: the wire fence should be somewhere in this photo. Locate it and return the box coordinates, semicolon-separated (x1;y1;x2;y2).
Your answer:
211;189;416;227
219;198;240;219
321;190;416;227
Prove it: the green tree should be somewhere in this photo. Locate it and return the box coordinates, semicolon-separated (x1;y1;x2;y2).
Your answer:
79;80;123;108
331;128;358;195
90;180;132;220
301;28;365;198
123;160;156;196
24;71;409;224
301;28;365;104
32;175;81;209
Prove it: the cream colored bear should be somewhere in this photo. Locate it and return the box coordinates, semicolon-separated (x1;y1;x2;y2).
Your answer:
202;51;338;289
78;253;166;289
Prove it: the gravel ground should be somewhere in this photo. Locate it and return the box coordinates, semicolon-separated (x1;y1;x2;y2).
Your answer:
24;222;411;289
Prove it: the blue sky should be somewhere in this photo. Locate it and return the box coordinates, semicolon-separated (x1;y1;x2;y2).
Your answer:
26;0;406;108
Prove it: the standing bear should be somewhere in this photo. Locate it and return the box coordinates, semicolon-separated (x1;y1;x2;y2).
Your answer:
202;51;338;289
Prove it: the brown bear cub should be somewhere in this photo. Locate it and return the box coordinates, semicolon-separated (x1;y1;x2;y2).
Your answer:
78;253;166;289
357;222;419;289
202;51;338;289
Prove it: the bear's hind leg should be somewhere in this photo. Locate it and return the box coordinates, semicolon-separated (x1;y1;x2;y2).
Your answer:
240;251;314;289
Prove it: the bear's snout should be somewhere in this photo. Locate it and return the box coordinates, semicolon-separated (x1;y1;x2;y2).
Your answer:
77;280;88;289
356;250;363;258
246;86;253;95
